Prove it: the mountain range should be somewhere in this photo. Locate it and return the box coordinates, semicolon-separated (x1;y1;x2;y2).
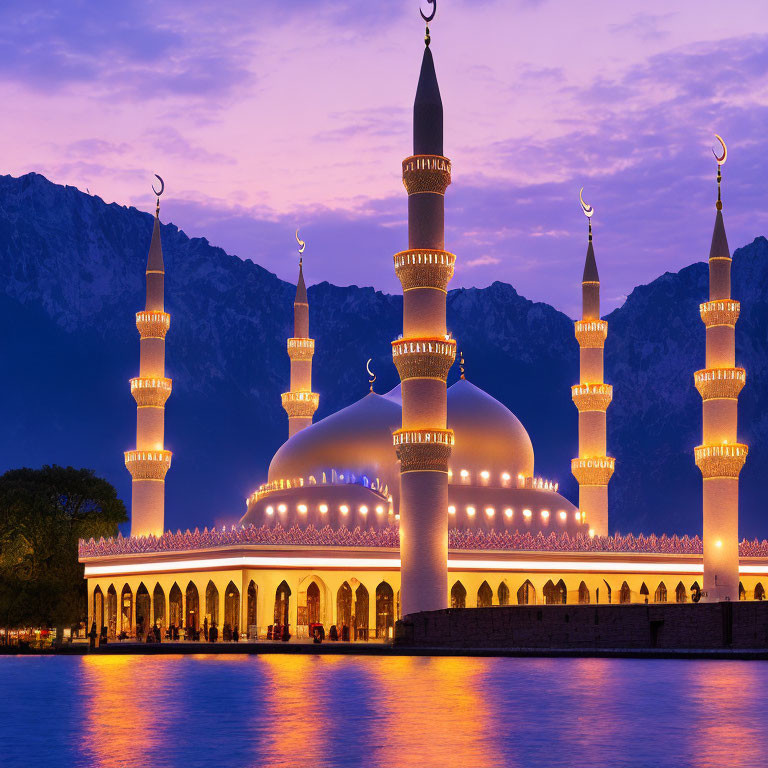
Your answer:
1;172;766;538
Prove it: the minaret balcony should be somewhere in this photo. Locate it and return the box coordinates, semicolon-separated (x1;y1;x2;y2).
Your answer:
571;457;615;486
571;383;613;412
392;336;456;381
394;428;454;473
695;443;748;479
136;311;171;339
574;320;608;348
402;154;451;196
694;367;746;400
281;391;319;418
394;249;456;291
130;377;172;407
287;338;315;361
700;300;740;328
125;450;172;480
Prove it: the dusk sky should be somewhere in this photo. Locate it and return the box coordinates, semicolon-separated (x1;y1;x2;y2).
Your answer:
4;0;768;315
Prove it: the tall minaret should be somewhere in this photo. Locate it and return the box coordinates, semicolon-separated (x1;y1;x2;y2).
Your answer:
694;136;747;602
392;10;456;616
571;191;613;536
125;177;172;538
282;231;318;438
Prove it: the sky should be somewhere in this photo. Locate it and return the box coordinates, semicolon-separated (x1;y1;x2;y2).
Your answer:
3;0;768;316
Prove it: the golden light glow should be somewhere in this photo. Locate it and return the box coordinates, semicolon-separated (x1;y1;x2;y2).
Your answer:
319;504;328;514
541;509;550;519
716;539;723;548
504;508;513;518
559;511;568;521
340;505;349;515
523;509;532;518
589;528;595;538
695;443;748;478
484;506;495;517
278;504;287;514
448;505;456;515
694;367;746;400
297;504;307;514
574;319;608;348
466;506;476;517
359;505;368;515
266;505;274;515
480;470;490;481
376;505;384;515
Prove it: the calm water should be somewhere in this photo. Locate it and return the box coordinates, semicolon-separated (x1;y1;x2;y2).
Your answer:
1;654;766;767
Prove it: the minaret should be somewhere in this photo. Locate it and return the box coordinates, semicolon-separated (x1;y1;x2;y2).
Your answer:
125;178;172;538
282;231;318;437
571;191;614;536
694;136;747;602
392;12;456;616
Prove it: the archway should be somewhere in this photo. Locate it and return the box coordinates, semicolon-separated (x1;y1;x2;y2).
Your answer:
107;585;117;637
497;582;510;606
543;580;566;605
640;583;649;603
93;586;104;631
337;582;352;632
675;582;687;603
578;581;590;604
205;581;220;629
136;583;151;639
274;580;291;629
153;584;166;629
739;582;746;601
654;582;667;603
247;581;258;633
756;583;765;601
224;581;240;631
169;583;183;629
517;580;535;605
186;582;200;629
120;584;133;634
451;581;466;608
477;581;493;607
355;584;369;640
376;582;395;638
619;582;631;604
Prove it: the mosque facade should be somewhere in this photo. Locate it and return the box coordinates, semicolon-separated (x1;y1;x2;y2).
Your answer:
79;17;768;642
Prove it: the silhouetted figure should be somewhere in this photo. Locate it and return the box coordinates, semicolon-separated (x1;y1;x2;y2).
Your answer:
88;622;98;650
341;625;350;641
100;626;108;645
210;623;218;642
233;626;239;642
203;617;209;641
329;625;338;641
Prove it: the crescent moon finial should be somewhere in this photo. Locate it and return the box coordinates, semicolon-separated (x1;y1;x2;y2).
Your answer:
366;358;376;392
152;174;164;197
712;135;727;210
420;0;436;23
579;187;594;219
713;134;727;166
295;229;306;255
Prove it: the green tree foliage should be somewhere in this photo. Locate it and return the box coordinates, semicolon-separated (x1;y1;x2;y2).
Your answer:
0;465;126;630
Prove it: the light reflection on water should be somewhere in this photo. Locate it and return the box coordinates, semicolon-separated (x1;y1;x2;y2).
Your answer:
1;655;766;768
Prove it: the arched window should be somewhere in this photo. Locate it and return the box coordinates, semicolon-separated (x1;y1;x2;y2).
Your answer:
477;581;493;607
337;582;352;629
247;581;258;632
274;581;291;628
543;580;566;604
640;583;649;603
224;581;240;631
169;583;183;629
136;583;150;638
306;582;320;625
121;584;133;634
654;582;667;603
153;583;166;629
555;579;567;604
675;582;687;603
619;582;631;604
497;582;510;606
93;586;104;631
755;583;765;601
451;581;467;609
186;582;200;629
107;585;117;637
355;584;369;639
205;581;219;627
739;582;746;601
517;580;535;605
376;582;395;638
578;581;590;604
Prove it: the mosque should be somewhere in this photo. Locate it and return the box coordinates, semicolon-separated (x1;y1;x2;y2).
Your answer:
79;8;768;642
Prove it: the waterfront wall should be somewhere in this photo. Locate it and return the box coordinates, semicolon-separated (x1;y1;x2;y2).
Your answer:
396;602;768;650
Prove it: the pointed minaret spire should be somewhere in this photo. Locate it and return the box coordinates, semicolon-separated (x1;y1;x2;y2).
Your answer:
126;174;172;538
695;135;747;602
572;189;613;536
282;230;318;438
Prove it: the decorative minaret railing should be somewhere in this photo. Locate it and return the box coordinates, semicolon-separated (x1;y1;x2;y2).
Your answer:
393;6;456;616
126;175;172;538
695;135;746;602
571;189;613;537
282;230;318;438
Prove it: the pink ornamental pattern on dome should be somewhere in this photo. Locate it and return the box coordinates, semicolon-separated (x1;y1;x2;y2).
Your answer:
79;525;768;559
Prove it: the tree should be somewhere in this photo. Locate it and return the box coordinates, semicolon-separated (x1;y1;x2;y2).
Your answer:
0;465;127;634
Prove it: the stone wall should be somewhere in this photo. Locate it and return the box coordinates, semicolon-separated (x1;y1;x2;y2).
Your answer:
396;601;768;650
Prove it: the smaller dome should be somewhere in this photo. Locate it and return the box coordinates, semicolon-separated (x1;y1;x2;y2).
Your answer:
447;379;534;481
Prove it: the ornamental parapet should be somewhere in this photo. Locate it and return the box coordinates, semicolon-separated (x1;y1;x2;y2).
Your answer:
281;391;319;418
287;337;315;361
136;311;171;339
394;428;454;472
125;450;172;480
694;367;746;400
571;457;615;486
700;300;740;328
695;443;748;478
392;336;456;381
571;383;613;412
394;249;456;291
402;155;451;196
130;377;172;407
575;320;608;348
